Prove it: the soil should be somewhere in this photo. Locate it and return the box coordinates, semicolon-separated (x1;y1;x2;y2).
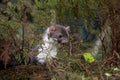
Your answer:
0;64;51;80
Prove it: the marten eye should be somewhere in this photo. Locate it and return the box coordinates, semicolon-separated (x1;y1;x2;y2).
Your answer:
58;34;63;38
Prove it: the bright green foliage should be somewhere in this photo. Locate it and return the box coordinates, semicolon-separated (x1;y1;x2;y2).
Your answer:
83;53;95;63
105;72;112;77
113;67;120;71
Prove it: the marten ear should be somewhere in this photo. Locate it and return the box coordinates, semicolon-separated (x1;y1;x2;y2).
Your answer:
65;26;70;32
49;24;56;32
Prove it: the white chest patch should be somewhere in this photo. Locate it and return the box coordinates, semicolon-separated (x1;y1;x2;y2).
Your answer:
35;28;59;64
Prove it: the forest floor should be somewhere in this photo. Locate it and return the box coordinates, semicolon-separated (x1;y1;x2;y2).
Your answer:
0;58;120;80
0;64;51;80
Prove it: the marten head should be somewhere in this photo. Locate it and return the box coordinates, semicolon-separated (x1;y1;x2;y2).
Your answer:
48;24;70;44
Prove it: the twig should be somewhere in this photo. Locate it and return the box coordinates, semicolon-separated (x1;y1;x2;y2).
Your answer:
69;37;72;56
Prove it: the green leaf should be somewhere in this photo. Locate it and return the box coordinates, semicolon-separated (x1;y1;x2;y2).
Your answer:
113;67;120;71
105;72;111;77
83;53;95;63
